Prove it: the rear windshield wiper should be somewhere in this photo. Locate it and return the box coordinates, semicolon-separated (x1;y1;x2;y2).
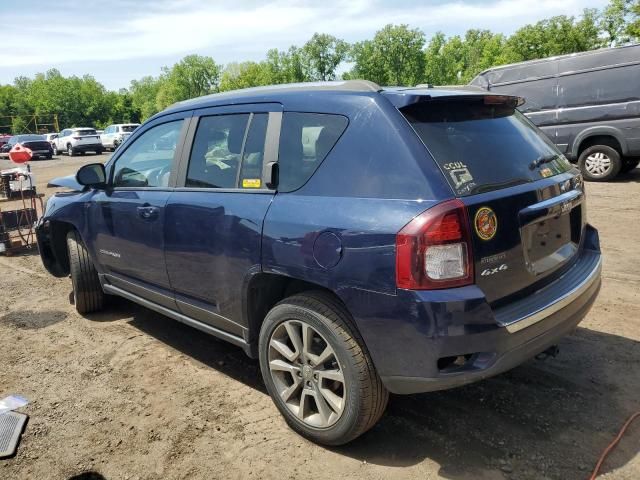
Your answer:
469;178;530;194
529;154;558;170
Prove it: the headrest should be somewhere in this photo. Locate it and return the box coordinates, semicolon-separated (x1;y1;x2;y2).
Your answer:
227;123;245;154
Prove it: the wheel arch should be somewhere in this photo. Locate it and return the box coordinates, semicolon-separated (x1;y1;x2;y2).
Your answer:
242;272;355;358
572;127;627;159
37;220;75;277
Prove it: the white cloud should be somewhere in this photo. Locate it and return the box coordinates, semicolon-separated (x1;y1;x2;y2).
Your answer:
2;0;608;68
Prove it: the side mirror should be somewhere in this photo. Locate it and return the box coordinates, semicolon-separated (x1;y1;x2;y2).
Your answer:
76;163;106;188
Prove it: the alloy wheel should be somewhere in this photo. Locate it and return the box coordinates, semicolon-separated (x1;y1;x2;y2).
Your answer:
585;151;612;177
268;320;346;428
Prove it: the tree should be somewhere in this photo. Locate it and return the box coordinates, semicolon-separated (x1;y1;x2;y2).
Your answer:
302;33;349;81
156;55;221;109
504;10;601;62
600;0;633;46
219;61;271;91
424;30;508;85
629;1;640;38
130;76;163;121
349;24;425;86
264;47;308;84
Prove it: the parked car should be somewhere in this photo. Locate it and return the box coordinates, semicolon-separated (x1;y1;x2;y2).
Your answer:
0;134;11;148
53;127;104;156
470;43;640;181
36;81;602;445
100;124;140;151
0;134;53;159
42;133;59;149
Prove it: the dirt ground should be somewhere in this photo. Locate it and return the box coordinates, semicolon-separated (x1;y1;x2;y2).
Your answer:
0;154;638;480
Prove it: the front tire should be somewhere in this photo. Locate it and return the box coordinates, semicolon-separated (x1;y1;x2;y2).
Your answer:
578;145;621;181
259;291;388;445
67;230;105;314
52;144;58;156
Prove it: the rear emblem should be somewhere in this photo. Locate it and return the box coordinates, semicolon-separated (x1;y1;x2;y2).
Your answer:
474;207;498;241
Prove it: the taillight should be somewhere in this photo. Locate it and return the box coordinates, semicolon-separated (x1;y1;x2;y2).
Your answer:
73;136;81;140
396;199;474;290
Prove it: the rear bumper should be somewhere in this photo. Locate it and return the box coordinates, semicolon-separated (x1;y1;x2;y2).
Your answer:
343;224;602;395
72;143;102;152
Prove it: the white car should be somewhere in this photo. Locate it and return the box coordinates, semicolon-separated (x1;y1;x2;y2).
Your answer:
101;123;140;151
43;133;59;146
52;128;104;156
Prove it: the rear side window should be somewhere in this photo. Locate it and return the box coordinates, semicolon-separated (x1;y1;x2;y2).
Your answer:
277;113;348;192
186;113;269;189
401;97;573;196
187;114;249;189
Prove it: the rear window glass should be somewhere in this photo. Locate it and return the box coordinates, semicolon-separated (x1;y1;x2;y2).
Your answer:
75;129;97;136
278;112;348;192
401;97;572;196
121;125;138;132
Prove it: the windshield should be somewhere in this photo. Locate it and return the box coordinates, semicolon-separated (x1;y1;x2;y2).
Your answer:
401;97;573;196
121;125;138;133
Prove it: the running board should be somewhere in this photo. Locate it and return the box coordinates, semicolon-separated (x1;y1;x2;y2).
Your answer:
102;283;252;356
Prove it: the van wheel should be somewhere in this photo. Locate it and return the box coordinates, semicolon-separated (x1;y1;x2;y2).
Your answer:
579;145;621;181
259;291;388;445
621;159;639;174
67;230;105;314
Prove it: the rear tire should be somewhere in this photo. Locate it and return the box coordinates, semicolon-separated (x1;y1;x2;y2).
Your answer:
578;145;621;181
67;230;105;314
259;291;388;445
67;144;74;157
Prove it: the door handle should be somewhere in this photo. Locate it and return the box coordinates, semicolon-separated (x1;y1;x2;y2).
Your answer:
137;205;159;220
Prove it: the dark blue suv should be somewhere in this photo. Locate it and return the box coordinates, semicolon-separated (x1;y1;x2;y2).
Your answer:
36;81;602;445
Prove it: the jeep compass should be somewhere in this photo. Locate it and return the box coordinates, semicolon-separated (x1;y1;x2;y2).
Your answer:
36;81;602;445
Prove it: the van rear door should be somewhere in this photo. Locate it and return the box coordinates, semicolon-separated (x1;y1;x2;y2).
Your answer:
398;94;585;304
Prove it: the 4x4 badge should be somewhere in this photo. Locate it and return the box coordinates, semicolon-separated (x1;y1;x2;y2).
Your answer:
474;207;498;241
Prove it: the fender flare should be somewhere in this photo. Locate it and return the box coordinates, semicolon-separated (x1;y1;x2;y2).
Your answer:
571;126;628;159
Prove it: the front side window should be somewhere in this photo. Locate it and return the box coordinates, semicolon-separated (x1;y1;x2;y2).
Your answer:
277;112;348;192
186;113;270;189
112;120;183;188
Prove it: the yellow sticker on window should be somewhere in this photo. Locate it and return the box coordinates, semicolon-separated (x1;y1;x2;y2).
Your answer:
242;178;261;188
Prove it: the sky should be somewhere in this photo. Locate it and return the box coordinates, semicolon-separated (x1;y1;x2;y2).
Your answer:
1;0;609;91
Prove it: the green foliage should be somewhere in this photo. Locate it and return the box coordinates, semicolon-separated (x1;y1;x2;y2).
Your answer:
129;76;164;121
349;24;425;86
219;62;270;92
156;55;222;110
302;33;349;81
600;0;633;46
0;1;637;131
424;30;508;85
629;1;640;38
504;10;601;62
